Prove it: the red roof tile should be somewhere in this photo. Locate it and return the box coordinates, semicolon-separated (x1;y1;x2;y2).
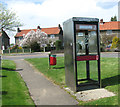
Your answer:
15;29;37;37
100;21;120;30
15;27;60;37
42;27;60;35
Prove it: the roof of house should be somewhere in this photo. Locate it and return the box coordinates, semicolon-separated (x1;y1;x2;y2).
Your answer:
15;27;61;37
100;21;120;30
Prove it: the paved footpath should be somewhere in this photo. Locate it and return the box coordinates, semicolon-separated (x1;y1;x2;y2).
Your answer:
14;59;78;105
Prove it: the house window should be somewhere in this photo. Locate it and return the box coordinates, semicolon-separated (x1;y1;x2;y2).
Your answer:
50;35;55;38
19;37;23;40
106;30;112;35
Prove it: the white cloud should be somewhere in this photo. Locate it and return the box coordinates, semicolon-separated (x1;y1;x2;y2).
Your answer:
5;0;118;43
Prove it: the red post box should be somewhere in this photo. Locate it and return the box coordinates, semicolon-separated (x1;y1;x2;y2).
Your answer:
50;55;56;65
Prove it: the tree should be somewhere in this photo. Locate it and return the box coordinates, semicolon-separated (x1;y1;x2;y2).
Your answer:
20;29;48;52
55;40;62;50
111;15;117;21
29;41;40;52
0;3;22;31
111;17;114;21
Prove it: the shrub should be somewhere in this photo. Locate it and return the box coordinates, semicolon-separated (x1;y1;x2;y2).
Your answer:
55;40;62;50
18;46;23;50
111;36;120;49
100;43;105;52
46;44;51;51
29;42;40;52
12;45;19;50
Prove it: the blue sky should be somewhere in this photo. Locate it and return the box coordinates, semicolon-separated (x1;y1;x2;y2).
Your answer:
1;0;118;9
0;0;119;43
97;1;118;9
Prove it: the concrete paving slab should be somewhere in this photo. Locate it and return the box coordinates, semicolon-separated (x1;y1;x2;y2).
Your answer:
75;88;115;101
64;87;115;101
14;59;78;105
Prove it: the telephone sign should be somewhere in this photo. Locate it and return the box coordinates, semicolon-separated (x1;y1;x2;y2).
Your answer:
76;24;97;30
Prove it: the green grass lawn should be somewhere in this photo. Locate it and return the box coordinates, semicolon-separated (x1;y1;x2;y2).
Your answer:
26;57;119;105
1;60;35;106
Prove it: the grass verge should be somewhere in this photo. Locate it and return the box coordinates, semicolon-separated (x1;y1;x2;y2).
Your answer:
1;60;35;106
25;57;119;105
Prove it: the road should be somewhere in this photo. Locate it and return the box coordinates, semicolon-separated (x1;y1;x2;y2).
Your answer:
2;52;63;60
2;52;119;60
101;52;119;58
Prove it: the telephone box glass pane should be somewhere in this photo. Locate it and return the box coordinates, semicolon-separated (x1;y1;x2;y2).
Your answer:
76;24;97;55
89;31;97;54
76;32;85;55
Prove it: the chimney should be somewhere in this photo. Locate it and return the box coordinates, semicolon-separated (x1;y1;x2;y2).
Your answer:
58;24;62;29
100;19;103;25
58;24;63;35
17;27;21;32
37;26;41;30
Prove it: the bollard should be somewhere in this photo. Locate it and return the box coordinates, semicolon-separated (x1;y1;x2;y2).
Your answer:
22;49;24;53
9;49;10;54
30;48;31;53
